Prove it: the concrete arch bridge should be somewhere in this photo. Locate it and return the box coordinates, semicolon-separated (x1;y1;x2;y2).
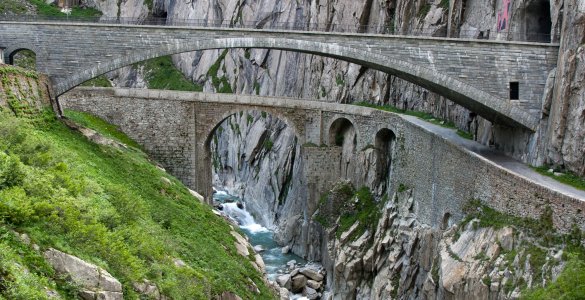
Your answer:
0;21;559;130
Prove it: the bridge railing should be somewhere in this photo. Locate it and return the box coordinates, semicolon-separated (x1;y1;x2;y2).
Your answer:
0;15;558;43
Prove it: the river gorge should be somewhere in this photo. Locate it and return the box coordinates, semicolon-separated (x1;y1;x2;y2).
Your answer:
1;0;584;298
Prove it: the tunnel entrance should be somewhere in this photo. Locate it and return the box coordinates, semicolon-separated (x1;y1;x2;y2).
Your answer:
524;0;552;42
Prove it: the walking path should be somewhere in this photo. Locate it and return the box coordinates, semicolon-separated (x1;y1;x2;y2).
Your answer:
403;115;585;202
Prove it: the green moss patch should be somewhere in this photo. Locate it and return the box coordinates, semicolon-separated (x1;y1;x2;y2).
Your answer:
532;165;585;191
314;183;387;242
142;56;203;92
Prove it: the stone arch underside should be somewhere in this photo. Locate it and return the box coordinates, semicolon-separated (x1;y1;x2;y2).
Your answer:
202;106;304;151
55;38;538;131
195;103;310;202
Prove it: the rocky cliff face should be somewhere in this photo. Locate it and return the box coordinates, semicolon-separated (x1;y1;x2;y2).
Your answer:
210;111;303;231
315;184;569;300
544;0;585;175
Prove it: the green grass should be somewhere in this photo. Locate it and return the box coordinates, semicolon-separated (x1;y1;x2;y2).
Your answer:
461;200;554;238
0;72;274;298
80;75;112;88
0;0;28;15
354;101;473;139
141;56;203;91
532;165;585;191
314;184;387;242
27;0;102;17
522;254;585;299
63;109;141;149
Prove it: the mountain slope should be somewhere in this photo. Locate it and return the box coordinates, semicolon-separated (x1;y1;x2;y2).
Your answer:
0;64;275;299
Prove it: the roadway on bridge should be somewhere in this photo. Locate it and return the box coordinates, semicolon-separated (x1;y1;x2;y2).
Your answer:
404;115;585;202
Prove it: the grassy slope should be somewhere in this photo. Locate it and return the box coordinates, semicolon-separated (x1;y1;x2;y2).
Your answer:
0;66;274;299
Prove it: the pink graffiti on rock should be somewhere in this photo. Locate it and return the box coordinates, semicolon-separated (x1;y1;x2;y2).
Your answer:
497;0;511;32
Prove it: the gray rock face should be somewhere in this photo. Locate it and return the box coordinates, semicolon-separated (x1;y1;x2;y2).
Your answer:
44;248;123;300
545;1;585;175
319;186;570;299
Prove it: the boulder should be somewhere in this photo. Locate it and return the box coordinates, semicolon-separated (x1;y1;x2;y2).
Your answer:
306;279;322;290
281;245;290;254
230;231;250;257
44;248;122;299
279;287;290;300
303;286;319;300
217;291;242;300
133;280;161;299
276;274;291;290
173;258;187;268
188;188;205;203
299;267;324;282
253;253;266;273
291;274;307;293
286;260;296;269
160;177;172;185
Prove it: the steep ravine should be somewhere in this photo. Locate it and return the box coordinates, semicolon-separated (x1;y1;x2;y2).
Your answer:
210;111;303;231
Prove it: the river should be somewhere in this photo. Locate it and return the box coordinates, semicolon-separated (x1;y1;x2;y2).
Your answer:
213;190;306;281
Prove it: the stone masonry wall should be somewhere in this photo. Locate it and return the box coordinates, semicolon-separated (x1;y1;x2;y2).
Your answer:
59;88;198;188
61;87;585;233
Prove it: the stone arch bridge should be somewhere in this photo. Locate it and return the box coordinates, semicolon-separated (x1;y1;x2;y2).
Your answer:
0;21;559;130
61;87;585;232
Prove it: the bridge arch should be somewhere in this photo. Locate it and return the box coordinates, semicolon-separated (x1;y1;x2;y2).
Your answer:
6;47;37;70
55;37;537;130
202;108;302;205
373;128;396;193
328;117;357;147
203;107;302;152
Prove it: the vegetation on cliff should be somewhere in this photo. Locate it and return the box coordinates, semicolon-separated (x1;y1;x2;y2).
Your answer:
0;65;274;299
314;182;387;241
459;200;585;299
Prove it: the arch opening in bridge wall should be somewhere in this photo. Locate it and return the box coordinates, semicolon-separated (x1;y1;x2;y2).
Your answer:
329;117;357;179
329;117;356;147
48;35;539;130
374;128;396;193
8;48;36;71
203;109;301;207
205;109;301;152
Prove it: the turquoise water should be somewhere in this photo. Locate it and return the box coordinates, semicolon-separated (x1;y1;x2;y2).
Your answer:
213;191;305;280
